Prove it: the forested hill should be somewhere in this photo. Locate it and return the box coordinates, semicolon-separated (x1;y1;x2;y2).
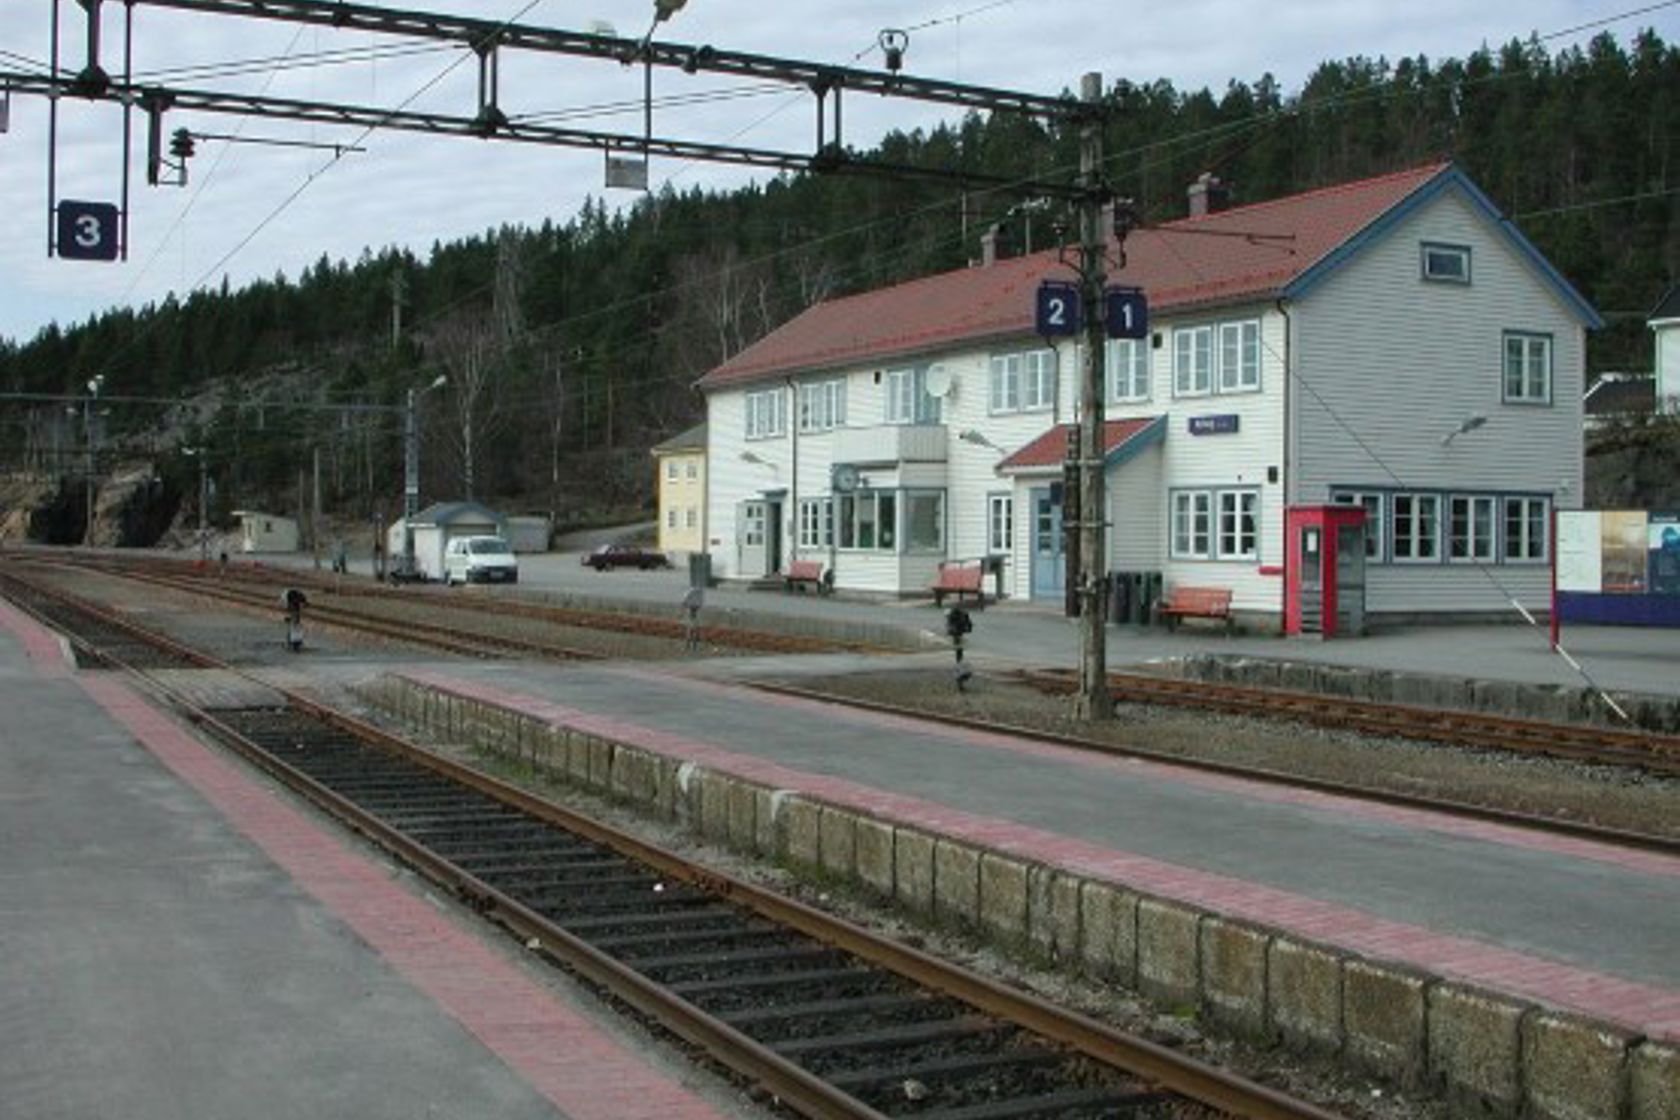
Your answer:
2;30;1676;513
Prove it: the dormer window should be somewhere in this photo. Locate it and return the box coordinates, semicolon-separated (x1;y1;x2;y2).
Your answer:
1421;242;1471;285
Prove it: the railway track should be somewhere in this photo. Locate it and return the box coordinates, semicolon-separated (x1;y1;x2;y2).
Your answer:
743;677;1680;859
3;565;1343;1119
1019;667;1680;779
59;552;884;656
17;556;1675;856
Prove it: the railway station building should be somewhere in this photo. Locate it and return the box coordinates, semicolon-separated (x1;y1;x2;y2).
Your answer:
697;163;1602;627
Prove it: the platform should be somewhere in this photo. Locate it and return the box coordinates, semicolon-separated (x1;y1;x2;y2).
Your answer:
364;655;1680;1119
0;602;749;1120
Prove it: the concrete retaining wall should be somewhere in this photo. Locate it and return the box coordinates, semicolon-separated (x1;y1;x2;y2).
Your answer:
1162;653;1680;733
360;673;1678;1120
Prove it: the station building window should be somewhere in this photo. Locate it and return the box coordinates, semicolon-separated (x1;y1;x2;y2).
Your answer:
1329;490;1385;561
1503;332;1552;404
1392;493;1441;561
1421;242;1471;284
987;493;1013;553
745;388;786;439
1107;338;1150;402
1503;497;1549;562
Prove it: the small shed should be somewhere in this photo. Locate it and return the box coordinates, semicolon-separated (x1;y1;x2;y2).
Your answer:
232;510;299;553
505;515;552;553
387;500;507;581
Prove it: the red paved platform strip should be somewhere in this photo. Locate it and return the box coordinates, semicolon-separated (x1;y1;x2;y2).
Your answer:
404;668;1680;1043
74;674;732;1120
0;599;72;676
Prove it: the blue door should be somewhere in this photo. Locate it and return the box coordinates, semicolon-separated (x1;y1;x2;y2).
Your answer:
1030;487;1064;599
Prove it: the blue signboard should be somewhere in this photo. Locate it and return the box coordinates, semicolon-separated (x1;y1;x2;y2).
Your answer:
56;201;121;261
1188;414;1240;435
1035;282;1082;337
1104;287;1148;339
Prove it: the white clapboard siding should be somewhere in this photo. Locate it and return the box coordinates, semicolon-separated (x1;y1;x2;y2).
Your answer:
1292;187;1585;615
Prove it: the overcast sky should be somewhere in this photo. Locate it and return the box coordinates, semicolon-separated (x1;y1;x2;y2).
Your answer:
0;0;1674;346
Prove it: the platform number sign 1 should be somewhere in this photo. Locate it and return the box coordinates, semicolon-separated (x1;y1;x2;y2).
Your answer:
1035;282;1082;338
56;201;121;262
1104;287;1148;340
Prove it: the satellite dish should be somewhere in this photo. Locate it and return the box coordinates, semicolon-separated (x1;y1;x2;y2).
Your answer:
924;365;953;398
832;463;861;494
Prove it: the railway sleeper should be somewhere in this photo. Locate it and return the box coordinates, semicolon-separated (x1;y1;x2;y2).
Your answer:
592;925;798;957
667;965;886;1003
633;943;846;978
904;1086;1166;1120
771;1015;1000;1059
824;1048;1064;1095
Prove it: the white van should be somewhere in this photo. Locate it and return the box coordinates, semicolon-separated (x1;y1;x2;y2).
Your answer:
443;535;519;585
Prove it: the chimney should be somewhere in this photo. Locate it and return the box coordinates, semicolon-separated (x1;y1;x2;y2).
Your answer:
980;222;1011;267
1187;171;1230;218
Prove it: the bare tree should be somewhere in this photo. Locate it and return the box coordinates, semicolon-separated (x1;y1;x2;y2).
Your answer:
430;319;507;501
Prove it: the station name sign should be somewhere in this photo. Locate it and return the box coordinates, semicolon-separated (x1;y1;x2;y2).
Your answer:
1188;414;1240;436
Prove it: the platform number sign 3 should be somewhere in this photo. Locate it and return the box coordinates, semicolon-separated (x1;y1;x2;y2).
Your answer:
1104;288;1148;340
56;201;121;262
1035;282;1082;338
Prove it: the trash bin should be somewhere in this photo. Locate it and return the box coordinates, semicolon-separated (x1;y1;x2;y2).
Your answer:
1137;571;1163;626
1109;572;1132;624
687;552;713;589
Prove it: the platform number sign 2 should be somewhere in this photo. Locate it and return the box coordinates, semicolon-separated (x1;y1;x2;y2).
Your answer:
1035;282;1082;338
56;201;121;262
1104;287;1148;340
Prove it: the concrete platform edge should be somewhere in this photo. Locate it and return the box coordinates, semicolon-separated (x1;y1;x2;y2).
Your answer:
362;672;1679;1120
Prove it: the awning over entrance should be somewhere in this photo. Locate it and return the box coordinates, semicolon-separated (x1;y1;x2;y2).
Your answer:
997;416;1165;476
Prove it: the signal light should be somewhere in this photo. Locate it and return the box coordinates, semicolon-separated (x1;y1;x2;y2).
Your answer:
169;128;195;160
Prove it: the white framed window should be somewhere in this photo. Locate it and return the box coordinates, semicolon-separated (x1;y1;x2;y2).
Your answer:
665;460;678;481
1503;332;1552;404
1217;489;1259;560
885;368;941;425
744;388;785;439
666;508;678;529
903;491;945;552
1448;495;1497;562
1330;490;1386;561
1503;496;1549;562
1392;493;1441;562
1107;338;1150;402
798;378;847;432
1217;320;1261;392
1170;490;1213;558
1023;349;1056;411
988;353;1021;413
1173;326;1213;396
1421;242;1471;284
798;498;833;549
987;493;1013;554
838;492;897;551
685;460;698;479
685;507;697;529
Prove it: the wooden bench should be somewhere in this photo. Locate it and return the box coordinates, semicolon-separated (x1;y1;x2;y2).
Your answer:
1156;586;1233;633
931;562;986;607
782;559;830;595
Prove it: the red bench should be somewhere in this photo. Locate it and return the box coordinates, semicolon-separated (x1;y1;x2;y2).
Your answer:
1156;586;1233;633
782;559;830;595
931;562;986;606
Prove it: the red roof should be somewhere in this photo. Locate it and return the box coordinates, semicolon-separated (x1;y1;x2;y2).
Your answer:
700;163;1449;391
998;417;1159;472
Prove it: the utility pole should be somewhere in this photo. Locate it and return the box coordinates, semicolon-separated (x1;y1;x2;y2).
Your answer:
389;267;406;350
1075;72;1111;721
311;444;322;570
402;385;418;577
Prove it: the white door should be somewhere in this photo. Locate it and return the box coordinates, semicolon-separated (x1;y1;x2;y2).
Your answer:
738;500;768;578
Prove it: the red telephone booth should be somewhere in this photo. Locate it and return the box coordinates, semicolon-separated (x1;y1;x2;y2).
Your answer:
1284;505;1367;637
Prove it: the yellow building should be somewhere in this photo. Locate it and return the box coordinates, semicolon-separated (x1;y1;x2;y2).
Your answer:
652;423;706;556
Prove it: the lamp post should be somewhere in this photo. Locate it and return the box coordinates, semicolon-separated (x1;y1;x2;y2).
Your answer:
182;445;209;563
82;375;104;547
399;373;448;580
